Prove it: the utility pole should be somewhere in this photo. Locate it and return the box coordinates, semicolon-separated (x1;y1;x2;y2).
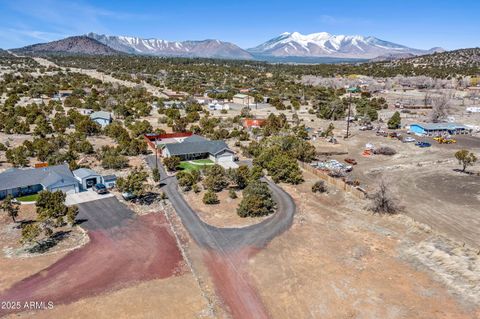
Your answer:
154;137;158;170
345;89;352;138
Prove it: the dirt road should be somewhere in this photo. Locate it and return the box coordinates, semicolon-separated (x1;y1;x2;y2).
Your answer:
31;57;168;98
0;200;184;317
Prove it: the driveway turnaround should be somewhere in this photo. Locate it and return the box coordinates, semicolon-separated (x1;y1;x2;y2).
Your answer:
65;190;114;206
146;155;296;252
76;196;134;230
146;156;296;318
0;197;184;317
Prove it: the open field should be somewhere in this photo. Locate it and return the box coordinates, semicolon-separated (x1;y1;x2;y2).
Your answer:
244;169;479;318
318;129;480;248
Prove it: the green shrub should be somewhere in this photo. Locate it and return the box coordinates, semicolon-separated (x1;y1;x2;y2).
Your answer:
228;189;238;199
203;190;219;205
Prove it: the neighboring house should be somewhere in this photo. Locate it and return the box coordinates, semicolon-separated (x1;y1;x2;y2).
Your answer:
232;94;254;106
163;101;186;109
208;103;230;111
102;175;117;189
409;123;472;136
243;118;266;129
89;111;112;127
162;135;237;168
73;168;103;190
0;164;79;199
55;89;73;98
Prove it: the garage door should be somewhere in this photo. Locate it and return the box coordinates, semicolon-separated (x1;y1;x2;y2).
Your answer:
216;153;238;168
216;153;233;162
51;185;77;194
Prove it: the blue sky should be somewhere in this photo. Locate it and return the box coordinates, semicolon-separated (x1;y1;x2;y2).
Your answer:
0;0;478;50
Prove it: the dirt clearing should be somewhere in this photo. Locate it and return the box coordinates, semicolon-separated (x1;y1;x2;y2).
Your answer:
0;213;184;317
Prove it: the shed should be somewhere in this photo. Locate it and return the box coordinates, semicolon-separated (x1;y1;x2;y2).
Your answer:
73;168;103;190
102;175;117;189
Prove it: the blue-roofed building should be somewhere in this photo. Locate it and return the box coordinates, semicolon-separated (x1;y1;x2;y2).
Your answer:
409;123;472;136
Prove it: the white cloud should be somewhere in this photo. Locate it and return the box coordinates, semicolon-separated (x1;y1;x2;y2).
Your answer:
1;0;153;47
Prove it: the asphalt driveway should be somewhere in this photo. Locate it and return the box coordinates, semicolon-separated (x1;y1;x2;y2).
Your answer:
146;155;296;251
76;197;134;230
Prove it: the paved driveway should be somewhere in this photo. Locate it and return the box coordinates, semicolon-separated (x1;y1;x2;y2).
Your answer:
66;190;114;206
146;155;296;251
76;197;134;231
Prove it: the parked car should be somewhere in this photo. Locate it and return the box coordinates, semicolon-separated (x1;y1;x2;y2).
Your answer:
344;158;358;165
403;136;416;143
93;183;108;194
122;191;136;201
415;141;431;148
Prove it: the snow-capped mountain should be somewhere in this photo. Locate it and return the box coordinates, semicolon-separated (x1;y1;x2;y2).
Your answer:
87;33;253;60
248;32;443;59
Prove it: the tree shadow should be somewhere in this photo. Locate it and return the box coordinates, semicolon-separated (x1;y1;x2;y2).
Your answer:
74;218;88;226
133;192;160;206
452;168;475;175
27;230;72;254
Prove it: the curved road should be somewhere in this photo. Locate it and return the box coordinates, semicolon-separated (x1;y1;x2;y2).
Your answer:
146;156;296;251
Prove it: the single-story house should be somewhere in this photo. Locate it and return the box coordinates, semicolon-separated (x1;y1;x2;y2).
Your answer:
89;111;112;127
163;101;185;109
243;118;266;129
102;175;117;189
54;89;73;98
162;135;237;168
73;168;103;190
232;94;254;106
0;164;79;199
409;123;472;136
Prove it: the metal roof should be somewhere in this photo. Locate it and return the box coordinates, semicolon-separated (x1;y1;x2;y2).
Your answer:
0;164;78;191
182;134;208;143
102;175;117;181
233;94;249;98
165;140;232;157
89;111;111;120
411;123;470;130
73;168;101;179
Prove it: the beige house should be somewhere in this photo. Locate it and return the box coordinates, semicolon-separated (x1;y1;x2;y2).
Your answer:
232;94;253;106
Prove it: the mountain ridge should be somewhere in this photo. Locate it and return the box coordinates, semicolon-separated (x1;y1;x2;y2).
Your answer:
248;31;443;59
11;36;120;55
86;33;253;60
10;31;446;61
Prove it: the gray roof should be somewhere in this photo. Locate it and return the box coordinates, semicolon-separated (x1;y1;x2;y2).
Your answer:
0;164;78;191
411;123;470;131
89;111;111;120
102;174;117;182
73;168;101;179
183;135;208;143
165;140;232;157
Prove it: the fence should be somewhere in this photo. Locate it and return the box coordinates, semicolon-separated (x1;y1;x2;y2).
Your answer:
298;161;367;199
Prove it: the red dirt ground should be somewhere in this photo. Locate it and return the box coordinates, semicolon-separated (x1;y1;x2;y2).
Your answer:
204;248;270;319
0;213;184;317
